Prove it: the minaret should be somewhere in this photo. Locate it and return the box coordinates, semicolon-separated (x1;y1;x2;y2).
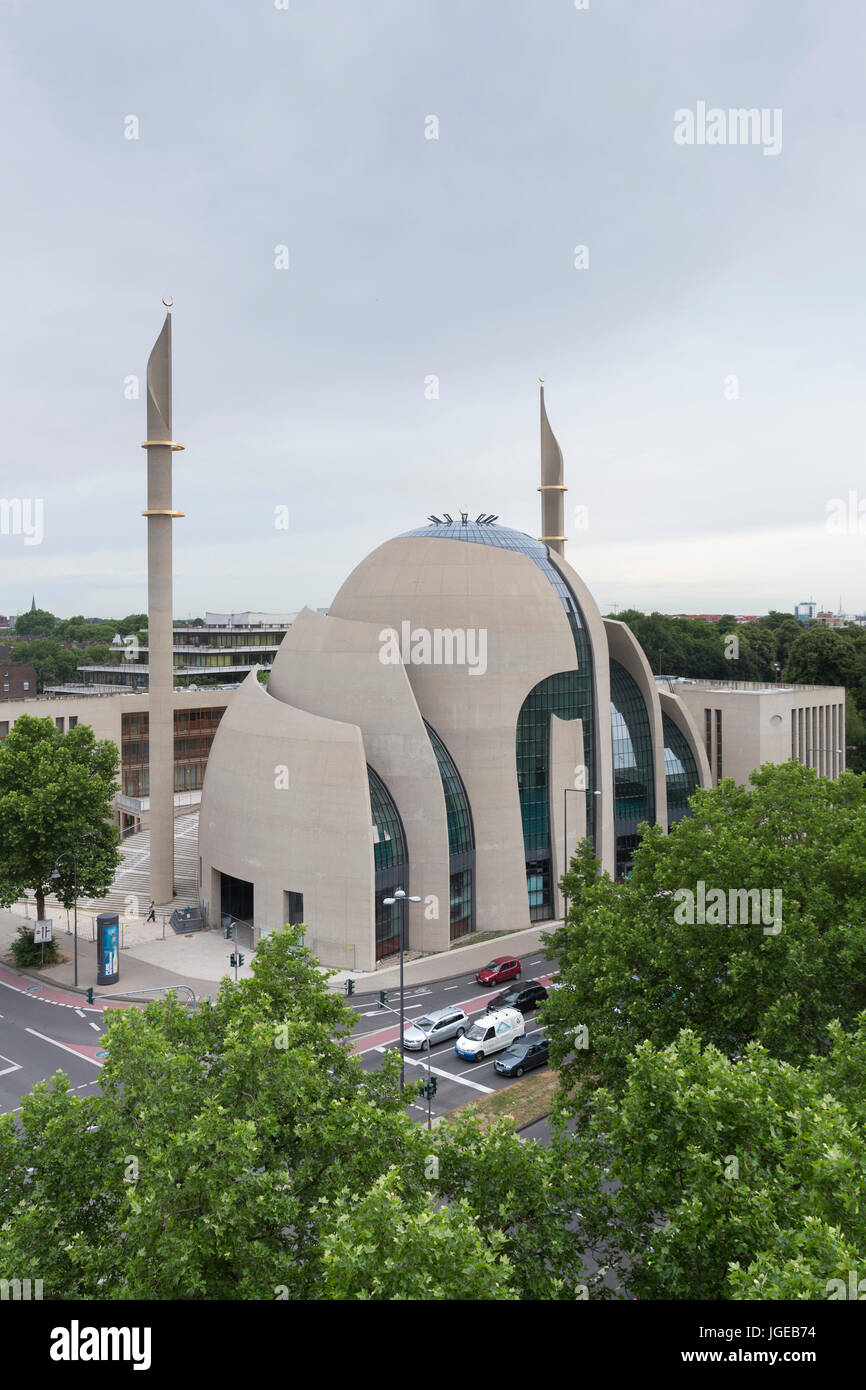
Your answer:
537;381;567;556
142;310;184;904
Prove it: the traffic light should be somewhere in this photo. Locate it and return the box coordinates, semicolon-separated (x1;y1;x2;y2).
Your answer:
345;978;355;997
238;953;245;966
423;1076;438;1100
224;924;233;939
230;953;237;966
86;987;94;1005
378;990;388;1009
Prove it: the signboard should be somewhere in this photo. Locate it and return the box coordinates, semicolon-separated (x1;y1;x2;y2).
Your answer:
96;912;119;986
34;920;53;944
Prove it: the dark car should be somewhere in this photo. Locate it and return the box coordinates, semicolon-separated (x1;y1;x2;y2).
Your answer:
489;981;548;1013
475;956;521;986
493;1035;550;1078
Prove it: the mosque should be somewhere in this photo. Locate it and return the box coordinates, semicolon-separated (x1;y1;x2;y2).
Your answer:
197;388;711;970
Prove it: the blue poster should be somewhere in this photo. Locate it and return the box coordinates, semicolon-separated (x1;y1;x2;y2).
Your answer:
96;912;119;985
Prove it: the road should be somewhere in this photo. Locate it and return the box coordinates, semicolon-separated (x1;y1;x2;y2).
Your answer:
0;965;113;1115
1;947;560;1129
344;950;557;1124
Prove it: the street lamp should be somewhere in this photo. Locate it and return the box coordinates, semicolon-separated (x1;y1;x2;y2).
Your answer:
562;786;602;923
51;850;79;987
382;886;421;1089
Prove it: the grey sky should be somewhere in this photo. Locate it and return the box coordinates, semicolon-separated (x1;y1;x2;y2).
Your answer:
2;0;864;619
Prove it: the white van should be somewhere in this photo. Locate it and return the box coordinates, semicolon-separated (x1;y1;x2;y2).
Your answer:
455;1007;525;1062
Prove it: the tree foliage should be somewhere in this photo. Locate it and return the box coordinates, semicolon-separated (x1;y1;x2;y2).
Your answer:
0;715;121;919
0;928;595;1300
542;762;866;1101
557;1022;866;1300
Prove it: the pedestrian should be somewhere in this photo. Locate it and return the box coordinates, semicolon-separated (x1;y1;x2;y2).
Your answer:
146;900;156;922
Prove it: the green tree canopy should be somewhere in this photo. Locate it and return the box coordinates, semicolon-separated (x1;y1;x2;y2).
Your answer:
0;715;121;919
559;1021;866;1300
0;928;595;1300
542;762;866;1102
13;608;55;637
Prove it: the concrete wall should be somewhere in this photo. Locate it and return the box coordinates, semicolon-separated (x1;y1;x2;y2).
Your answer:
198;670;377;970
268;607;451;952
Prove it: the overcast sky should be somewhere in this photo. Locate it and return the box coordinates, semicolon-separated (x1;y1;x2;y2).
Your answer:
1;0;864;620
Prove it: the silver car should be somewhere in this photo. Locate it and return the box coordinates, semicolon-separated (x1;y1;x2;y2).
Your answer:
403;1007;469;1050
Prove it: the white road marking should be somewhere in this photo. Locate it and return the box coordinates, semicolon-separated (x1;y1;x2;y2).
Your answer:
401;1056;493;1094
75;1008;85;1018
24;1029;103;1067
88;1022;101;1032
443;985;458;990
0;1054;22;1077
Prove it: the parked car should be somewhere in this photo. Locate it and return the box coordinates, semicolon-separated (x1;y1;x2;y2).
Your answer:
455;1007;525;1062
489;981;548;1013
493;1035;550;1077
403;1008;469;1051
475;956;521;986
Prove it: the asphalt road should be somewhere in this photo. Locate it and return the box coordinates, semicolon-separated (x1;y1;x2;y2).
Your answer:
344;949;558;1123
0;966;112;1115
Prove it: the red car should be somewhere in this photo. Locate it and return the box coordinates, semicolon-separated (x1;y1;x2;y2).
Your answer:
475;956;522;986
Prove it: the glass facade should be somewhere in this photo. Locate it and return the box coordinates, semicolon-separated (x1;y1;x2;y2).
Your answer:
609;660;656;878
121;707;224;798
663;713;700;825
368;765;409;960
425;721;476;939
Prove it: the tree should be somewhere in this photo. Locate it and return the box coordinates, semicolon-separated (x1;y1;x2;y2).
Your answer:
0;715;121;920
784;625;859;689
10;640;82;690
541;762;866;1101
0;927;595;1300
556;1022;866;1300
13;608;55;637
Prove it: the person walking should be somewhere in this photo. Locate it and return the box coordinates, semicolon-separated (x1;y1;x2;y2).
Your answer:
146;900;156;922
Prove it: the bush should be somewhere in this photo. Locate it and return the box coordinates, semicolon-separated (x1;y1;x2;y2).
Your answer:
10;926;60;967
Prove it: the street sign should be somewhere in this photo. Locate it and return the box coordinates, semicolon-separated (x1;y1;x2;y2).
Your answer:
34;920;53;944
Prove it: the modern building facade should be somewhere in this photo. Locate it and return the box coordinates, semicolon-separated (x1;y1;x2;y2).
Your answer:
197;391;714;970
659;677;846;785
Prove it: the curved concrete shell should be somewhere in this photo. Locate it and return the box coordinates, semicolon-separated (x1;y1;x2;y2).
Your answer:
198;667;377;969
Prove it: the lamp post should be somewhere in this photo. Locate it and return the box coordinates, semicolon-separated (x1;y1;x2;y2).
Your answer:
51;850;79;987
382;886;421;1089
562;786;602;923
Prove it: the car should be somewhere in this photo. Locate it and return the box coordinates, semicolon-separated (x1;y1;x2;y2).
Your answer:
493;1035;551;1078
403;1007;469;1051
475;956;522;986
489;980;548;1013
455;1007;525;1062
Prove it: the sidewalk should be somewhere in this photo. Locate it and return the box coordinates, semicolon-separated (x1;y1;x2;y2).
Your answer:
326;922;560;995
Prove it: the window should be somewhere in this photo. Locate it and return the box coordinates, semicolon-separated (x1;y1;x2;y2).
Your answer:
663;714;699;826
55;717;64;732
704;708;712;764
285;890;304;926
610;660;656;879
715;709;722;781
68;714;76;727
0;720;8;738
23;681;30;691
2;683;8;692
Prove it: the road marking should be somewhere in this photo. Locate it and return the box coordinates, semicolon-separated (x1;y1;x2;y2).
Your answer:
75;1008;85;1018
88;1022;101;1032
24;1029;103;1067
400;1056;493;1094
443;985;458;990
0;1054;22;1077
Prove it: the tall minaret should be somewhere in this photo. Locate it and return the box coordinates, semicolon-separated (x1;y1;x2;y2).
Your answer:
538;381;567;556
142;310;184;904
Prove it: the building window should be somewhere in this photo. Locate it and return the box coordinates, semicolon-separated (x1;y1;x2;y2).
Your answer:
663;714;699;826
23;682;29;691
55;717;64;732
715;709;722;781
368;766;409;961
285;891;304;926
704;708;712;765
426;721;476;939
2;683;8;692
609;660;656;879
68;715;77;727
0;720;8;738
